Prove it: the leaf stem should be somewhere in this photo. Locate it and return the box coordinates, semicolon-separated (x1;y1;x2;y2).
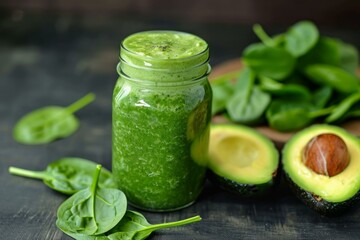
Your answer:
145;215;202;232
91;165;102;194
348;110;360;117
90;164;102;232
9;167;49;180
66;93;96;114
308;106;334;119
326;92;360;123
253;24;275;47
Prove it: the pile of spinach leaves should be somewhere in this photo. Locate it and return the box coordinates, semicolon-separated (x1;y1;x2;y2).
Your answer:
212;21;360;131
9;161;201;239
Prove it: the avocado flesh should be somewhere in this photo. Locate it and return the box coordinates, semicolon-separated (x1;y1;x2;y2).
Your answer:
283;124;360;214
208;124;279;196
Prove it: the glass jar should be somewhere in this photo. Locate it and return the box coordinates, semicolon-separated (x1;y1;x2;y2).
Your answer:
112;31;212;211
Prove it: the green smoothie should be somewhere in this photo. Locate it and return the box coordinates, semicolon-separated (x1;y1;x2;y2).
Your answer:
112;31;212;211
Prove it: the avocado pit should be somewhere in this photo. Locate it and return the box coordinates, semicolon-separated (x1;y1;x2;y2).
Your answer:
302;133;350;177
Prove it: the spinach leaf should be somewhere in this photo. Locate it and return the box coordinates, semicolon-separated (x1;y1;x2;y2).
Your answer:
9;158;116;194
66;210;201;240
227;86;270;124
326;92;360;123
266;98;335;132
297;37;340;69
106;211;201;240
226;68;271;123
210;72;238;115
266;100;315;131
304;64;360;93
339;41;359;74
13;93;95;144
259;76;311;100
284;21;319;57
297;37;359;74
312;86;333;108
234;66;255;90
56;165;127;236
243;43;295;80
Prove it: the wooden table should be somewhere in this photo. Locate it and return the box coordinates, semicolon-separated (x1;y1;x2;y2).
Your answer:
1;14;360;240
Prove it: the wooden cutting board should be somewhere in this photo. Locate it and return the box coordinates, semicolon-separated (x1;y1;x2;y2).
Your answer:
209;58;360;148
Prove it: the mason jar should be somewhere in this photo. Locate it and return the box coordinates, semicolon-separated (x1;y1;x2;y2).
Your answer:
112;30;212;211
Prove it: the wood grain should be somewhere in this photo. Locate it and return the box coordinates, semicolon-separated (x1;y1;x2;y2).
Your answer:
210;58;360;147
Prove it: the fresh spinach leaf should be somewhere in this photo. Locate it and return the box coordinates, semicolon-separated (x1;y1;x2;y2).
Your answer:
65;210;201;240
106;211;201;240
312;86;333;108
339;41;359;74
210;72;238;115
284;21;319;57
266;98;335;132
304;64;360;93
9;158;116;194
266;100;315;131
226;68;271;123
211;81;234;115
234;66;255;90
13;93;95;144
56;165;127;236
297;37;340;69
326;92;360;123
243;43;295;80
259;76;311;100
297;37;359;74
227;86;271;124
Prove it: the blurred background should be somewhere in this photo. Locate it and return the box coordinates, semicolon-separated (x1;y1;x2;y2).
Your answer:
1;0;359;69
1;0;360;26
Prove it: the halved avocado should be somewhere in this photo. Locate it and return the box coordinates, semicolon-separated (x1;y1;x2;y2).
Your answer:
283;124;360;215
208;124;279;197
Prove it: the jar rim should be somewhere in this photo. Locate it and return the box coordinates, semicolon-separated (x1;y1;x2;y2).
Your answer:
117;62;211;87
118;55;210;72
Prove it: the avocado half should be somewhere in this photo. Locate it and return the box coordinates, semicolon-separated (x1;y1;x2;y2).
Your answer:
208;124;279;197
283;124;360;215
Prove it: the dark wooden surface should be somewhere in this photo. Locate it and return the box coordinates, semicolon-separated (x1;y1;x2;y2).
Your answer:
1;14;360;240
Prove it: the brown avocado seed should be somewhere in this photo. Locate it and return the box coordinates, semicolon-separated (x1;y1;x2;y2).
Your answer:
302;133;350;177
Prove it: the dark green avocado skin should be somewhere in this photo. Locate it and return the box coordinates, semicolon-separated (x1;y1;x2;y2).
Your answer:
207;170;279;198
285;172;360;216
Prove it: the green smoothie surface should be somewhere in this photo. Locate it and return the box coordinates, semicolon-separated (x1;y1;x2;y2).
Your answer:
120;31;209;77
122;31;208;60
